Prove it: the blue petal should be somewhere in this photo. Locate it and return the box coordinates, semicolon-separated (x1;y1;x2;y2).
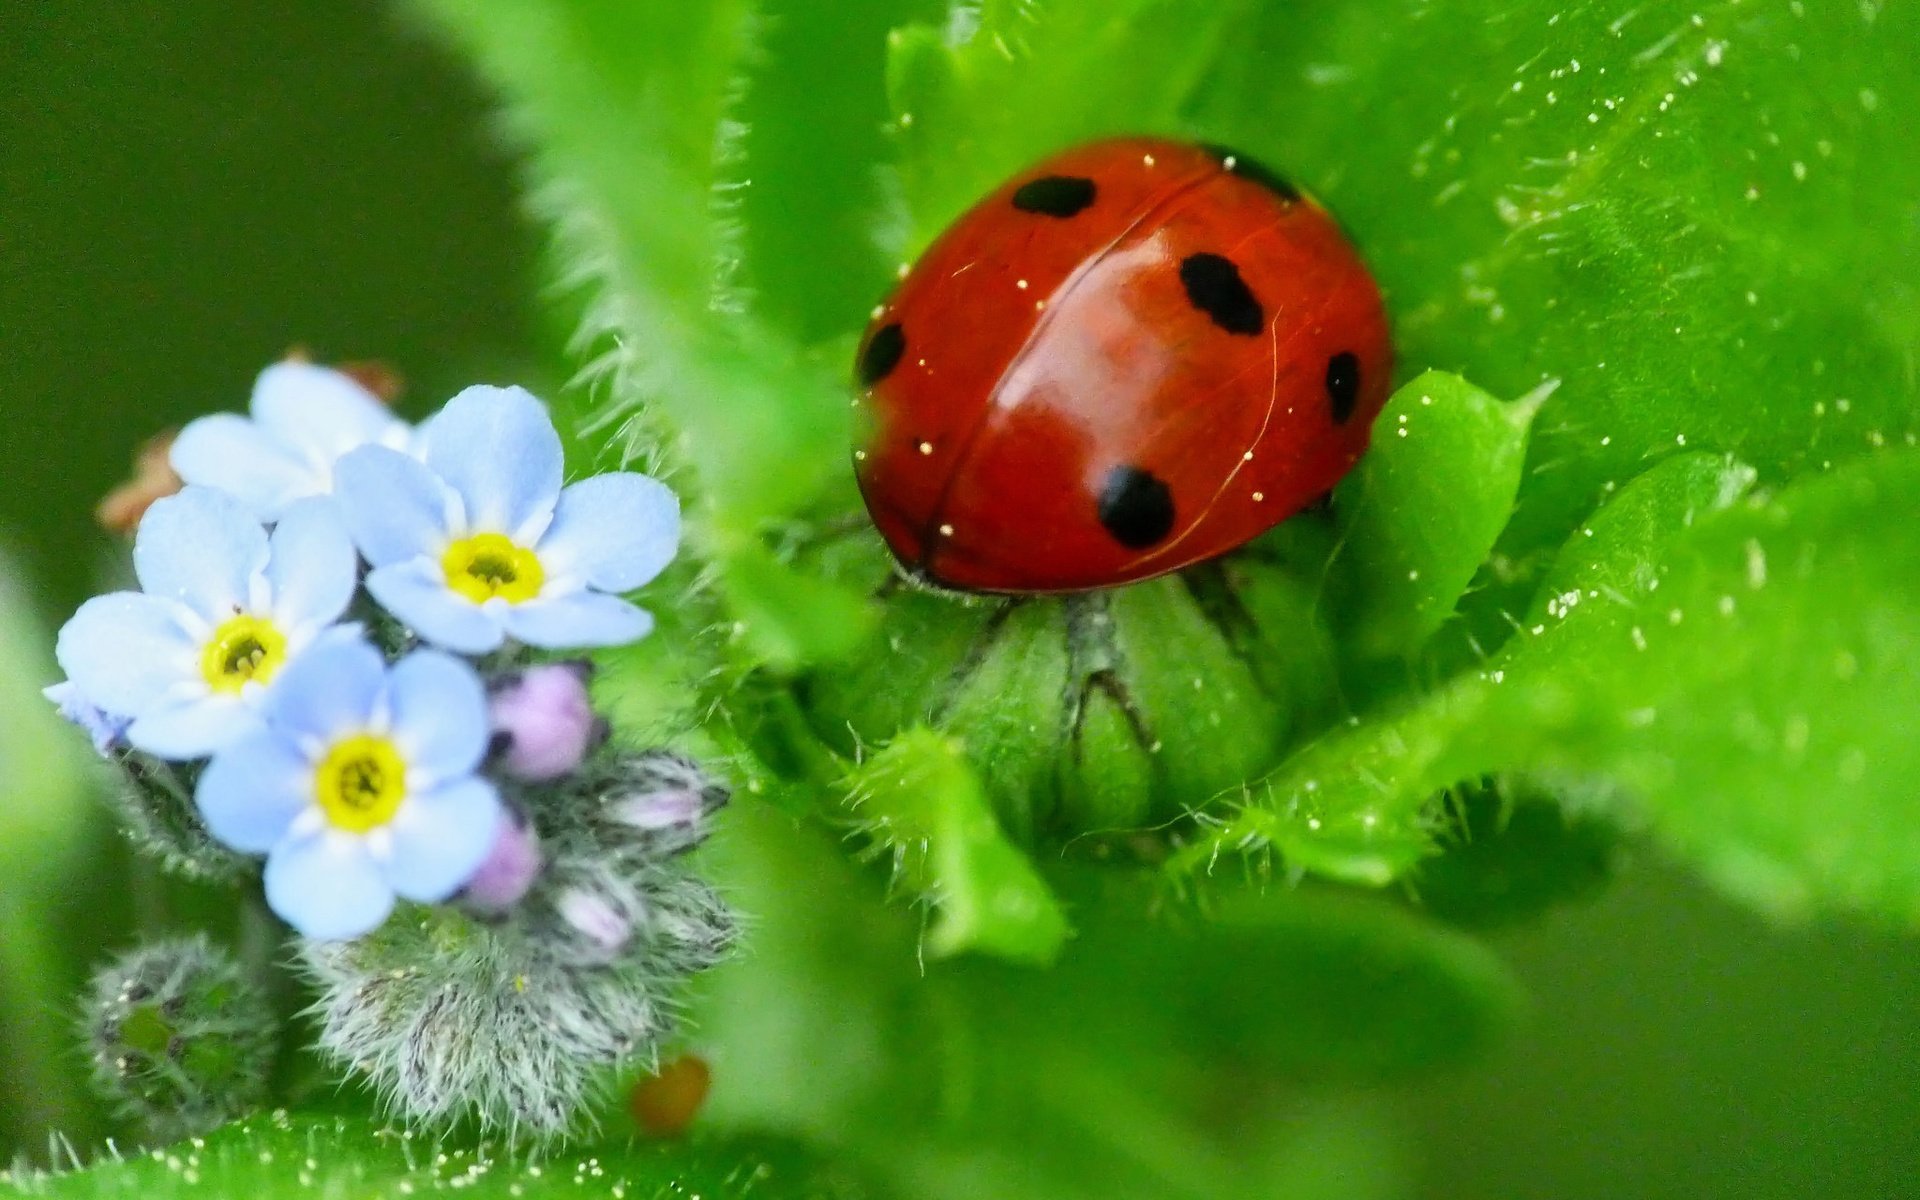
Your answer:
55;592;198;718
262;635;385;743
133;488;269;619
169;414;315;522
333;446;460;568
538;473;680;593
250;362;403;464
382;777;503;903
265;830;394;940
502;590;654;649
267;497;358;632
195;727;313;852
43;682;131;757
386;650;489;785
128;694;261;759
423;386;562;541
365;560;504;654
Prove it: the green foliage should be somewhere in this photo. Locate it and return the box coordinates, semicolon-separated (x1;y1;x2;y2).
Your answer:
420;0;1920;947
690;803;1516;1200
1521;446;1920;921
1;1111;875;1200
1329;371;1545;660
842;729;1070;963
1185;446;1920;925
1172;451;1753;881
1192;0;1920;558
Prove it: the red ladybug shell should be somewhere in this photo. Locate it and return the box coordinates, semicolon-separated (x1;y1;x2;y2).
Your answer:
853;136;1393;594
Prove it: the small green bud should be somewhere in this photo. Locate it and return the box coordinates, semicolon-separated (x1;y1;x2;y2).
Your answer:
801;547;1327;842
82;936;275;1139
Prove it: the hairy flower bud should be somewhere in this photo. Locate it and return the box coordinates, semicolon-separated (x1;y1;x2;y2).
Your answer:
299;747;736;1134
595;751;728;857
82;936;275;1139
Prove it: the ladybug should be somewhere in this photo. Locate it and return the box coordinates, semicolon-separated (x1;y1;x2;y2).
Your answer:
852;137;1392;594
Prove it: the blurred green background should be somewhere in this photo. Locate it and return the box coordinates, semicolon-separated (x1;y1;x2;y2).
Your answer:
2;4;1915;1196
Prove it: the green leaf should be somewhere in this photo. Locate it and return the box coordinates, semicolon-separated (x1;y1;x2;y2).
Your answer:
887;0;1250;249
843;728;1071;964
1050;872;1526;1080
4;1110;877;1199
418;0;796;495
1171;450;1759;885
1330;370;1546;659
1523;445;1920;921
693;803;1516;1200
1183;445;1920;926
735;0;905;341
1195;0;1920;561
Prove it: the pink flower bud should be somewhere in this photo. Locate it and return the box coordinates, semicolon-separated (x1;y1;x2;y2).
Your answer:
556;889;630;959
462;816;543;913
609;789;705;832
489;663;607;781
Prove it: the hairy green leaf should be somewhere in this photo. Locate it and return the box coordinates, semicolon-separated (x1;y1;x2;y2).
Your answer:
1530;446;1920;921
1184;445;1920;925
843;728;1071;963
4;1110;876;1199
1195;0;1920;562
1172;451;1758;884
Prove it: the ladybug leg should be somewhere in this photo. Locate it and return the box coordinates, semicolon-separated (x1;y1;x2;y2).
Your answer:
1176;561;1262;650
927;598;1022;724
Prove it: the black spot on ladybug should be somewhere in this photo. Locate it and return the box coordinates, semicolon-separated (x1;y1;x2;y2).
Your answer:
1200;143;1302;203
1097;465;1176;549
1179;253;1263;336
859;322;906;386
1326;351;1361;423
1011;175;1097;218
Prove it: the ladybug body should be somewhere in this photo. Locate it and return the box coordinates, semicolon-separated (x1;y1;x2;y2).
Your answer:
854;137;1392;594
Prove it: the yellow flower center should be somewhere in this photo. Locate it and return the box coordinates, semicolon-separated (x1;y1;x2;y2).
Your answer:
441;533;545;604
199;614;288;695
314;734;408;833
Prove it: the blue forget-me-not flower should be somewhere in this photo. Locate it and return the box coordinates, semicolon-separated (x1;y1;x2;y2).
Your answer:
53;487;360;759
332;386;678;654
170;362;414;524
195;637;504;940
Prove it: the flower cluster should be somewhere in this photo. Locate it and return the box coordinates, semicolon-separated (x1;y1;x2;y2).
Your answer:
49;363;682;942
